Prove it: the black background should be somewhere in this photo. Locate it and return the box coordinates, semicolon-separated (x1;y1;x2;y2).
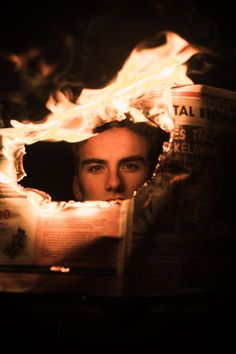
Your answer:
1;0;236;120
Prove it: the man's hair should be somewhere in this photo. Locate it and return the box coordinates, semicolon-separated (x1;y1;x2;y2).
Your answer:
73;118;170;177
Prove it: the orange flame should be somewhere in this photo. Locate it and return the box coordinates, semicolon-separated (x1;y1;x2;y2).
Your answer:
0;31;199;208
50;265;70;273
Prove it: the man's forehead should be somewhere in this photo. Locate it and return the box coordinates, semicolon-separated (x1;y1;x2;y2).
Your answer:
78;129;148;158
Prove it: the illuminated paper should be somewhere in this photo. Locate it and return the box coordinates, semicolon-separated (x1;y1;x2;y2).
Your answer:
0;186;133;294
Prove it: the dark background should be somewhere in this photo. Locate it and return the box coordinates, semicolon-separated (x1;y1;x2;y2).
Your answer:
1;1;236;351
1;0;236;121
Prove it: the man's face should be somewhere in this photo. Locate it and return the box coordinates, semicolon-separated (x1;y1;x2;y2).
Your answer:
73;127;151;201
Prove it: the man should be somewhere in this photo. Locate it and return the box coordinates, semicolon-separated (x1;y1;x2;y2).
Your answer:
72;118;169;201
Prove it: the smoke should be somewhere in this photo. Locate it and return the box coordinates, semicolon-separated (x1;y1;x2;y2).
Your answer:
0;0;235;125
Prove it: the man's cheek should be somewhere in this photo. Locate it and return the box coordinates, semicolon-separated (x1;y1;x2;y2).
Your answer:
87;177;103;191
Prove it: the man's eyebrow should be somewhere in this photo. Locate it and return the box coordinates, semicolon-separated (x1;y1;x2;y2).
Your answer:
120;156;146;164
81;158;106;166
81;156;146;167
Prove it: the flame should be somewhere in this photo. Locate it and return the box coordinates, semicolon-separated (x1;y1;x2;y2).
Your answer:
50;266;70;273
0;31;200;208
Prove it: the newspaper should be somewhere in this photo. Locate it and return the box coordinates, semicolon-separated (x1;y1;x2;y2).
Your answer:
1;84;236;297
127;84;236;296
0;185;133;295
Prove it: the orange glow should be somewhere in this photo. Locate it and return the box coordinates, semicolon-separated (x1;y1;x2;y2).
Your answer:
50;266;70;273
0;31;200;208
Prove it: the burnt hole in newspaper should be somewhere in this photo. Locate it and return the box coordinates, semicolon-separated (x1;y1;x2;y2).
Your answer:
19;141;75;201
19;126;170;203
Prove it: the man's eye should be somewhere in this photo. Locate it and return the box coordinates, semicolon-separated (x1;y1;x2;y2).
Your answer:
88;165;104;173
121;162;140;172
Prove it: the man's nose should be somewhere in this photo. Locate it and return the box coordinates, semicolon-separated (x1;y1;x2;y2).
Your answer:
105;169;124;192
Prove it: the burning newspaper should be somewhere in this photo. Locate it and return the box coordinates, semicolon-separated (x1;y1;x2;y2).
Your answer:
0;84;235;296
0;30;235;296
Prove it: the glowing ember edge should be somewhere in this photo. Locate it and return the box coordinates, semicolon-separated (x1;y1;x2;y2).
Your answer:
25;189;130;213
50;266;70;273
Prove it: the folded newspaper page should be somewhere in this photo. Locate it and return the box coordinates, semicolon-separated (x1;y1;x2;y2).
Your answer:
0;84;236;296
0;185;133;295
126;84;236;296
